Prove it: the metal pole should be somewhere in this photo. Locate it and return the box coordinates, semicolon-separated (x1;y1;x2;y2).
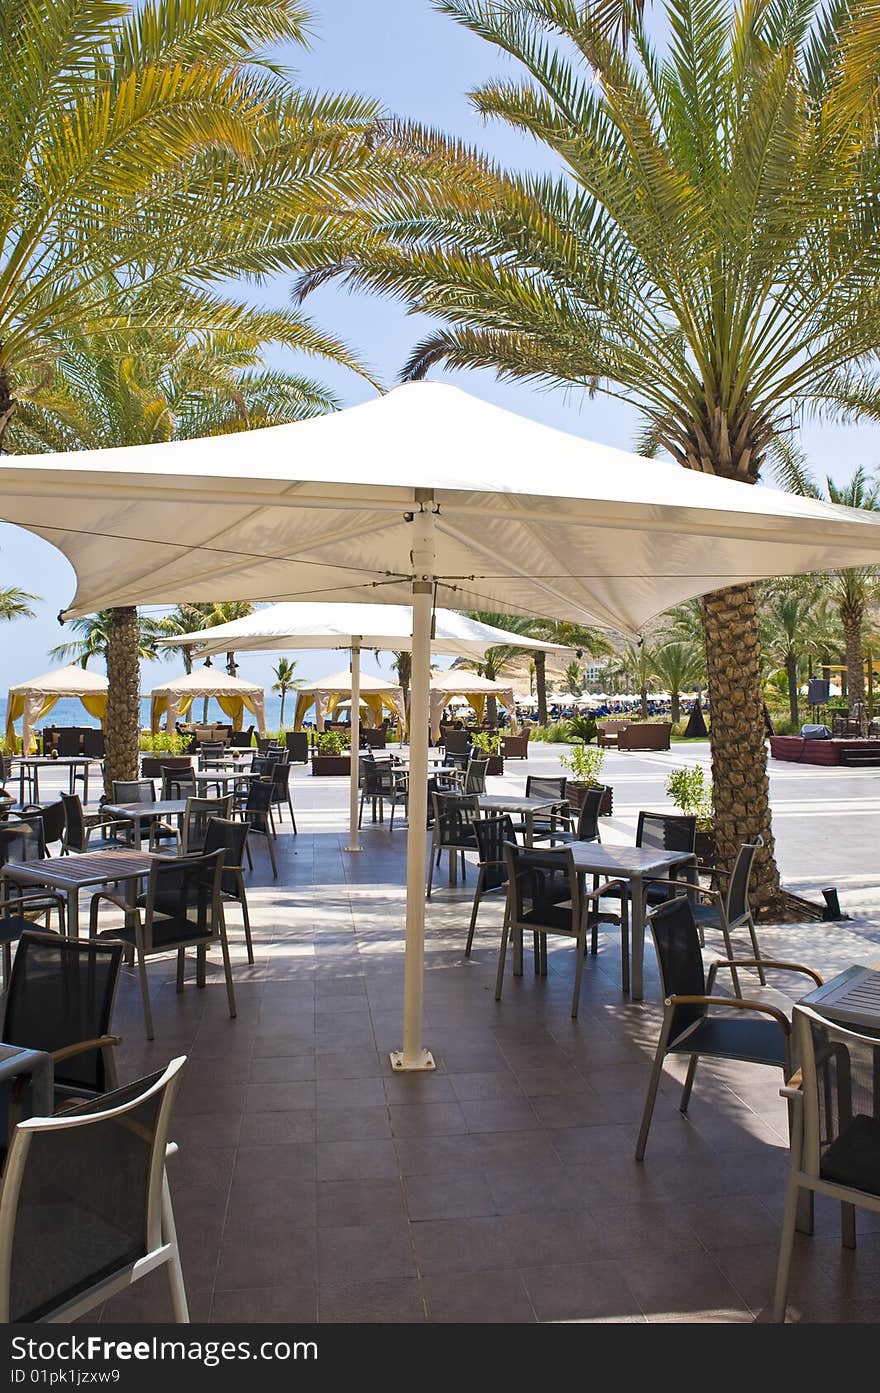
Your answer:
346;639;362;852
391;496;435;1072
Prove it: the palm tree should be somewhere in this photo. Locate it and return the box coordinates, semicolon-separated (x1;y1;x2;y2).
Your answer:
389;651;413;719
272;658;300;728
824;469;880;720
562;659;584;695
610;641;658;720
317;0;880;905
0;586;38;622
50;610;166;669
759;580;828;728
651;640;705;727
522;619;612;723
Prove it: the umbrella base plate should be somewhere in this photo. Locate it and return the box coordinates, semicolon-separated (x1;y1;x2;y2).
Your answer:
389;1048;436;1072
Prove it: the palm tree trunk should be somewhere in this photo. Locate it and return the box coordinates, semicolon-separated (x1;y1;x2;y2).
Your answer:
183;648;193;675
226;650;237;676
785;655;800;727
701;584;780;911
486;695;498;725
840;603;865;724
0;364;15;449
279;689;287;726
534;650;548;725
640;684;648;720
671;689;680;726
104;606;140;797
202;697;210;723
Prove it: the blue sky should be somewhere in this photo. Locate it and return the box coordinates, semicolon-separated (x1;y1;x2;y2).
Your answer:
1;0;879;691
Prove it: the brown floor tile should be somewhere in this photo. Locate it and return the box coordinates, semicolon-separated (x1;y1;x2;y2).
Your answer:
239;1109;317;1146
412;1217;517;1275
316;1138;400;1181
214;1223;318;1291
521;1260;642;1322
318;1278;425;1323
211;1285;317;1323
422;1269;535;1322
403;1173;496;1221
317;1179;407;1228
318;1219;416;1283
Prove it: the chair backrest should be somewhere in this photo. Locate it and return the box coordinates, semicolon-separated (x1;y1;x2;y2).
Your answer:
56;729;82;757
647;897;707;1038
791;1004;880;1188
251;756;275;778
525;775;567;800
502;840;578;923
60;792;88;851
0;817;45;870
198;741;226;768
442;730;471;755
202;818;248;898
112;779;155;805
244;777;274;822
229;727;254;748
636;811;697;854
143;850;225;948
161;765;196;800
81;729;105;758
575;786;606;841
2;931;124;1094
0;752;10;784
726;837;763;922
270;761;292;801
473;815;515;891
285;731;309;763
0;1058;185;1323
463;757;489;794
182;796;233;854
432;791;479;845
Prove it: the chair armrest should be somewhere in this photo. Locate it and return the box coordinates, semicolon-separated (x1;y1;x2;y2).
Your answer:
0;890;66;915
667;993;790;1031
647;879;719;900
710;958;824;987
582;877;628;902
89;891;138;935
51;1035;121;1065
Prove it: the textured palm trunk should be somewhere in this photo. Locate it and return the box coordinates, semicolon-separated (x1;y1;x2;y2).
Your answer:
534;651;548;725
226;650;237;676
841;604;865;725
486;694;498;725
639;684;648;720
785;655;799;727
0;363;15;449
701;584;780;910
104;606;141;797
670;689;680;726
279;690;287;726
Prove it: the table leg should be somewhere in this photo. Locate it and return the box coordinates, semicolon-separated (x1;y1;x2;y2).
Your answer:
33;766;40;803
630;874;645;1001
68;764;76;796
67;886;80;939
83;762;89;804
18;763;25;805
524;813;533;849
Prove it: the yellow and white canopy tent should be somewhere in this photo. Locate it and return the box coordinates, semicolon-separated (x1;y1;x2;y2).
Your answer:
293;668;406;732
5;663;108;753
429;669;517;741
149;669;266;735
7;381;880;1069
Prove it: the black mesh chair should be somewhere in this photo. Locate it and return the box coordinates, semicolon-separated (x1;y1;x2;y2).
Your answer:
359;761;408;830
774;1005;880;1320
635;896;823;1161
648;836;765;995
497;842;627;1017
180;795;233;854
92;849;232;1040
198;741;226;769
285;731;309;763
234;779;277;879
60;792;131;855
511;775;571;843
269;759;297;830
466;815;515;955
229;727;255;748
161;764;196;800
442;729;471;756
0;819;63;957
2;930;124;1111
81;728;105;758
463;757;489;794
0;1058;189;1323
426;792;480;896
56;729;82;757
202;818;254;965
546;786;606;846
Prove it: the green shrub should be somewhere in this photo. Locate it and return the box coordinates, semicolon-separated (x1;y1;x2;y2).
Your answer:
138;731;190;754
317;730;349;756
560;743;606;785
665;765;713;829
567;714;598;744
471;729;502;756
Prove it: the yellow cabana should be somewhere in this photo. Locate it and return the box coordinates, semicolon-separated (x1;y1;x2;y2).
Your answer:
294;668;406;732
150;669;266;735
429;670;518;742
5;663;108;754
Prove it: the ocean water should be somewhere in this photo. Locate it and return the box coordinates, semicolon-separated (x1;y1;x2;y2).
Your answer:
0;695;293;735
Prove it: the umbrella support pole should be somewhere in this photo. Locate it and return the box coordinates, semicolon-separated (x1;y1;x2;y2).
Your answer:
345;639;363;852
391;499;436;1072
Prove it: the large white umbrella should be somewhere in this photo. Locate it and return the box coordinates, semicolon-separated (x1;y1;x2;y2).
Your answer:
166;602;564;852
5;381;880;1069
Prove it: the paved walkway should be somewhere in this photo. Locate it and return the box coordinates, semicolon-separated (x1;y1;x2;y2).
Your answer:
12;746;880;1322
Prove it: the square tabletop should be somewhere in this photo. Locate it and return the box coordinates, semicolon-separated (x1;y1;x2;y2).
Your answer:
4;847;156;891
798;965;880;1033
15;755;101;766
104;799;189;820
478;795;567;815
563;843;697;877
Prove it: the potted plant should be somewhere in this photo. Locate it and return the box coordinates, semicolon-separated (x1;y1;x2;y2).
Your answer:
559;743;613;815
471;729;504;775
664;765;716;867
311;729;352;776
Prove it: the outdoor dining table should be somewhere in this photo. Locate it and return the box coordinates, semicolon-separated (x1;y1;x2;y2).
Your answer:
194;770;257;795
477;794;570;848
14;755;102;805
537;842;699;1002
3;847;156;938
103;798;188;848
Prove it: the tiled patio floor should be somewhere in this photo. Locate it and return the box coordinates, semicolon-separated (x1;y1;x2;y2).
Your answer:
57;753;880;1323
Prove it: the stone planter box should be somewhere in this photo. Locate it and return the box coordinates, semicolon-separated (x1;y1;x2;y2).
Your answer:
566;782;613;816
485;755;504;776
311;755;351;777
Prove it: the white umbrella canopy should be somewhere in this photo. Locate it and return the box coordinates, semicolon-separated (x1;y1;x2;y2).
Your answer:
5;662;108;753
6;380;880;1070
